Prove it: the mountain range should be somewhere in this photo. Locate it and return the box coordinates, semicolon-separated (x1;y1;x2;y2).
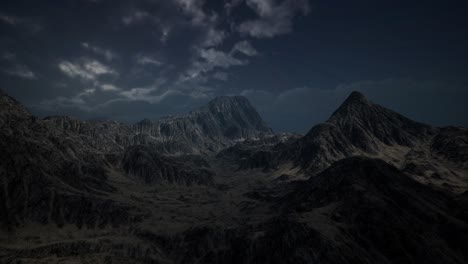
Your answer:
0;88;467;263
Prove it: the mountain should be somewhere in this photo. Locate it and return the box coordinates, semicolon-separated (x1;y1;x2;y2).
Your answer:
0;93;273;228
1;89;467;263
225;91;467;193
132;96;273;154
290;91;436;170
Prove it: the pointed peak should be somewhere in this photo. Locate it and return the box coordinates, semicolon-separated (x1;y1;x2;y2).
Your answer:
337;91;372;109
344;91;369;105
327;91;373;122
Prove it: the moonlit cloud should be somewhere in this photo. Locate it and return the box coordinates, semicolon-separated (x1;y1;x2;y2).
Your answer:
1;52;37;79
101;84;119;91
212;71;229;81
232;40;258;56
175;0;209;26
0;13;43;33
181;47;246;82
0;14;21;25
82;43;117;61
3;66;37;79
122;10;150;25
201;28;226;47
135;55;162;66
238;0;310;38
58;59;117;80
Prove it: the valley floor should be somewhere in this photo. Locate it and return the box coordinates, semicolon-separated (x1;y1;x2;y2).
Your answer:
0;161;301;263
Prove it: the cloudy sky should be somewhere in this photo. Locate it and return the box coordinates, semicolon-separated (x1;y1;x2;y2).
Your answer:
1;0;467;132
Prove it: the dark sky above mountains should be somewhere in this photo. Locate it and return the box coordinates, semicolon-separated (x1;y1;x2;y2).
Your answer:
1;0;467;132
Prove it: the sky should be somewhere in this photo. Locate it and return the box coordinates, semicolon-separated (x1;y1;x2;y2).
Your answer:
0;0;467;133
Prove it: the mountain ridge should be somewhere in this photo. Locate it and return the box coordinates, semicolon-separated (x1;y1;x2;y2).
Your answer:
43;95;274;155
222;91;467;194
1;89;468;263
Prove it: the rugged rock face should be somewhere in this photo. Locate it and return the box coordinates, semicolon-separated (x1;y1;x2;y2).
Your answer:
44;116;134;153
132;96;273;154
0;91;140;230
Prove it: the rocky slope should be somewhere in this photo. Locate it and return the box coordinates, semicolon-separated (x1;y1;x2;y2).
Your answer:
0;90;139;230
43;116;133;153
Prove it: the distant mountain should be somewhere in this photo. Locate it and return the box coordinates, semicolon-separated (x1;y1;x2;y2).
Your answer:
45;95;273;155
132;96;273;153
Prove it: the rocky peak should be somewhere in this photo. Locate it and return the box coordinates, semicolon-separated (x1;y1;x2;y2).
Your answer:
206;95;272;133
287;91;438;171
130;95;273;154
326;91;434;142
207;96;251;111
344;90;368;104
327;91;372;122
